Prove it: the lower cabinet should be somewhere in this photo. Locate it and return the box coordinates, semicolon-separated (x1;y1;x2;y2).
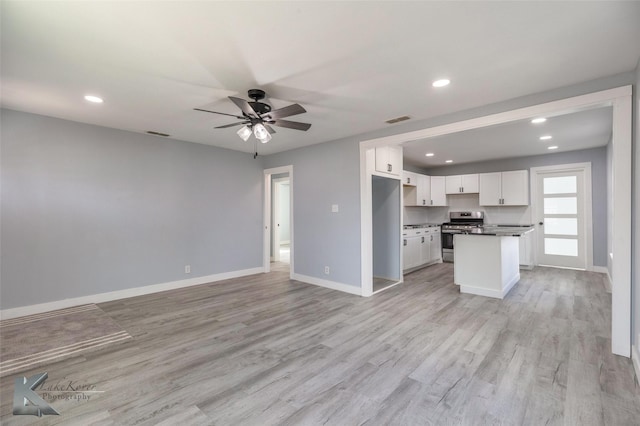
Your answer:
403;227;442;272
519;229;535;269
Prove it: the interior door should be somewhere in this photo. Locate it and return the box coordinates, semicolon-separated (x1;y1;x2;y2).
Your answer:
535;170;586;269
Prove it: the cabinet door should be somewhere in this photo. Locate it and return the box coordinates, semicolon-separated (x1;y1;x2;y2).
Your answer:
430;176;448;206
445;175;462;194
461;174;479;193
403;237;420;269
375;146;401;176
420;234;430;265
388;146;402;176
375;147;389;174
501;170;529;205
403;171;417;186
479;172;502;206
418;174;431;206
430;230;442;262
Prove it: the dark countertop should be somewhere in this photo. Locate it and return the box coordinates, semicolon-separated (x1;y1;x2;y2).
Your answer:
454;225;534;237
403;223;442;230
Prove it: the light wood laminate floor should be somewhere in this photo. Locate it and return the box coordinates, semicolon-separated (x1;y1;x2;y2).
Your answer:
1;263;639;425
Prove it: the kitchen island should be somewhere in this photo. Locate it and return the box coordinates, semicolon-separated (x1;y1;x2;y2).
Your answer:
454;226;534;299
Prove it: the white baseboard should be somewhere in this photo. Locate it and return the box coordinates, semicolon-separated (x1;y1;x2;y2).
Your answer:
632;343;640;383
591;266;609;274
291;273;362;296
0;267;264;320
460;273;520;300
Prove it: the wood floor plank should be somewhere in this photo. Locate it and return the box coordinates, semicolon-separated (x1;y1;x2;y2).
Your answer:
1;263;639;425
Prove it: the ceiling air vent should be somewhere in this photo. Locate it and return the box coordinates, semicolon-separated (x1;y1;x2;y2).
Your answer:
385;116;411;124
146;131;170;137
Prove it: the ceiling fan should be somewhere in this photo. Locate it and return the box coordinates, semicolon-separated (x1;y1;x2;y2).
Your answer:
194;89;311;157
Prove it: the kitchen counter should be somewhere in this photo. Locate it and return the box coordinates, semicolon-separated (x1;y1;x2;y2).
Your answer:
454;232;522;299
403;223;441;230
454;225;534;237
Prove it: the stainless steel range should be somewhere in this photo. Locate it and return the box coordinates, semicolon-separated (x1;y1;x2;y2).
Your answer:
441;211;484;262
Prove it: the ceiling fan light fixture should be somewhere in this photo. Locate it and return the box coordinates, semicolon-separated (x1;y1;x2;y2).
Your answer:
237;125;252;141
253;123;272;143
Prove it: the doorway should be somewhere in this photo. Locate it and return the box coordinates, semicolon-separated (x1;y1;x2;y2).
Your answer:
272;177;291;264
532;164;591;270
263;166;294;277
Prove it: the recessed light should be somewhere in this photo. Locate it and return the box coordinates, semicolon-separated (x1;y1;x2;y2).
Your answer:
539;135;553;140
425;153;435;157
445;160;453;163
84;95;103;103
432;79;450;88
548;146;558;150
531;117;547;124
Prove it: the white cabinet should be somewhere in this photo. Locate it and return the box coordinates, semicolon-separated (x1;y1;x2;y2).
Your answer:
430;176;448;206
430;229;442;262
519;229;535;269
501;170;529;205
403;235;421;270
417;174;431;206
402;171;418;186
445;174;479;194
403;227;442;271
479;170;529;206
419;234;430;265
375;146;402;176
403;173;430;206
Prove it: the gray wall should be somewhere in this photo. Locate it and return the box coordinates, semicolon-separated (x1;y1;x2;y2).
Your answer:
262;137;362;288
423;147;608;267
1;109;264;310
372;176;401;280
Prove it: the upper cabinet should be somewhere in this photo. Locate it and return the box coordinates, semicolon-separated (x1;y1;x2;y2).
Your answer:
418;174;431;206
375;146;402;176
479;170;529;206
445;174;479;194
430;176;447;206
402;171;418;186
404;174;431;206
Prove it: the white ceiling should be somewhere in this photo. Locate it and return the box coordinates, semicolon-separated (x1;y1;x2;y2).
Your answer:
1;2;639;156
403;106;614;168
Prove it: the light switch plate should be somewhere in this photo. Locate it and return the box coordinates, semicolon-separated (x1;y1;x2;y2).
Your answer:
331;204;339;213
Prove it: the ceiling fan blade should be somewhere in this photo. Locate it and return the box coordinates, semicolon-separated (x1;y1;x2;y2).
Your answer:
262;103;306;120
264;125;276;134
193;108;245;120
271;119;311;131
214;122;248;129
229;96;260;118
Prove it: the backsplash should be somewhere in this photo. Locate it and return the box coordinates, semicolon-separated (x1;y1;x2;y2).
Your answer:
404;193;533;225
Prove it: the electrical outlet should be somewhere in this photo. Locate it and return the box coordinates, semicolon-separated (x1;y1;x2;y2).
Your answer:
331;204;339;213
185;265;191;274
324;266;330;275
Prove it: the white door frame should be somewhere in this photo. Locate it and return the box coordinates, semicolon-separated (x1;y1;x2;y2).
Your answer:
264;166;294;278
359;85;632;357
530;163;592;270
